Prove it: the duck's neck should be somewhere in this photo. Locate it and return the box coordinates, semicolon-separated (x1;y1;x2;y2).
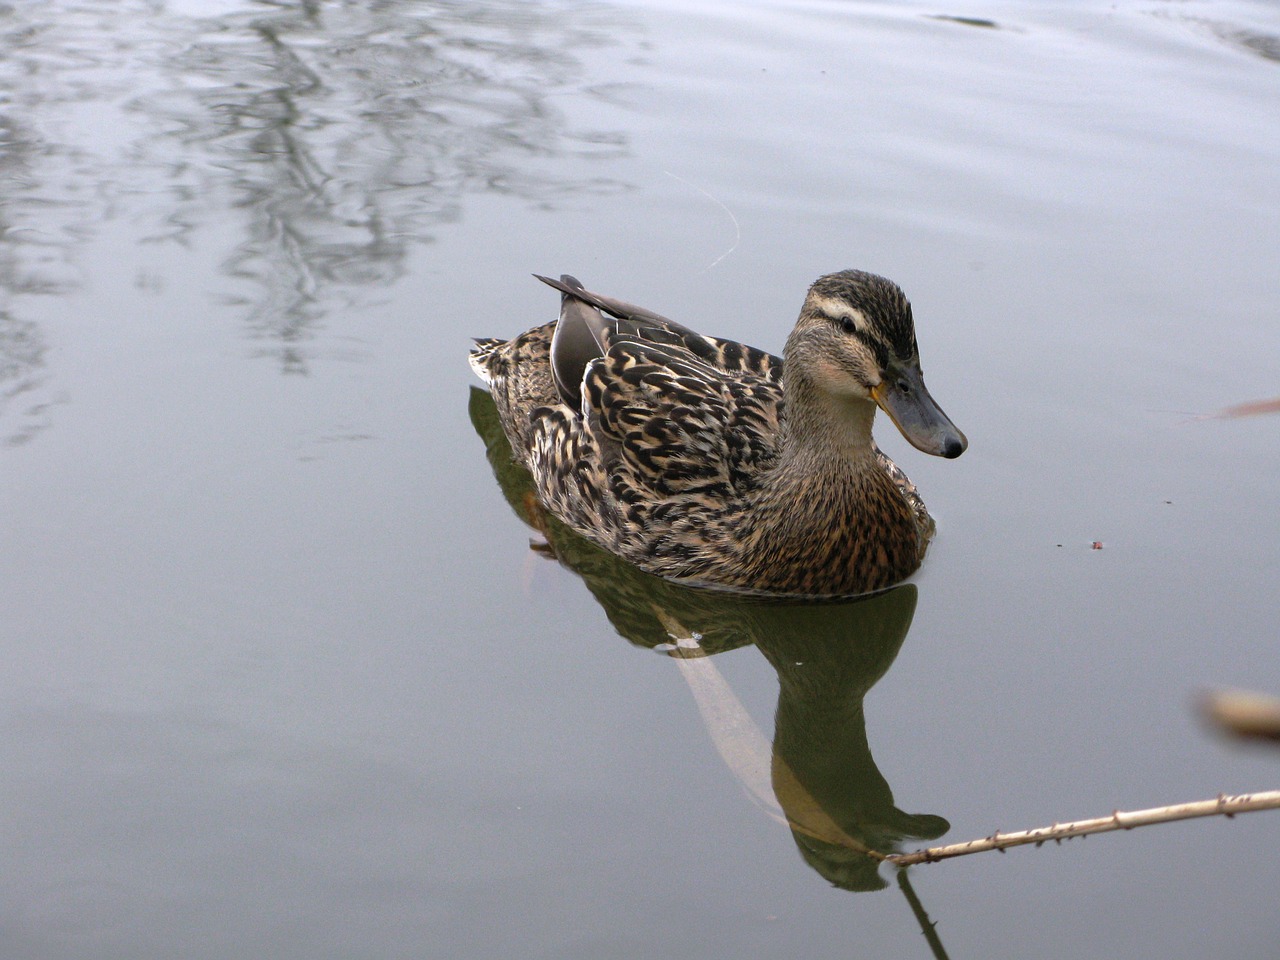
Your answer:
777;366;880;469
728;364;920;595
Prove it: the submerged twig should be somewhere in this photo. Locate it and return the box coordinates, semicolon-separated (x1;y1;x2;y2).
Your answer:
1182;396;1280;422
888;791;1280;866
1201;689;1280;743
1209;397;1280;419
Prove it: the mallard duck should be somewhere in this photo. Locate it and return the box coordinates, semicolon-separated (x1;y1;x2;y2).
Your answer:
469;270;966;596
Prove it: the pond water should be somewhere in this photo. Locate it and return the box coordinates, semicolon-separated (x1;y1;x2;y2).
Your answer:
3;1;1279;957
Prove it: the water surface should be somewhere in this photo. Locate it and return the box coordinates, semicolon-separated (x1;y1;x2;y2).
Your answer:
4;1;1279;958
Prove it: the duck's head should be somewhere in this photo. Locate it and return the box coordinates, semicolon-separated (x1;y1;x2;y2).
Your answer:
786;270;967;459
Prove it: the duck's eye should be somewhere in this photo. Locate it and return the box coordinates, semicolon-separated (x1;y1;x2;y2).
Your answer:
837;315;858;335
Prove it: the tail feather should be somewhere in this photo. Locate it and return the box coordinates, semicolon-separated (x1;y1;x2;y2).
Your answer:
533;273;673;324
469;337;506;384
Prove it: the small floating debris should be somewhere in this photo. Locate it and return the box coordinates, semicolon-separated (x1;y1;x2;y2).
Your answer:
1091;541;1104;550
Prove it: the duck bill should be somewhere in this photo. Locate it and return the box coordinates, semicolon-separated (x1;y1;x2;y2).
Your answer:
871;362;967;459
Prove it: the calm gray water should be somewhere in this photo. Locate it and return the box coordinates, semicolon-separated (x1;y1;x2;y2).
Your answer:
3;1;1279;958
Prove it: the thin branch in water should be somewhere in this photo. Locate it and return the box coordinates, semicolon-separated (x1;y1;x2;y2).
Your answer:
889;790;1280;866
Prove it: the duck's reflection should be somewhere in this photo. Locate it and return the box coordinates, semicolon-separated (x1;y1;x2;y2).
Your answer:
470;387;948;891
761;599;949;890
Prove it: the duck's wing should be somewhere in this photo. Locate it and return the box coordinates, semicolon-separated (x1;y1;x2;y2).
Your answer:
874;446;935;553
529;335;782;557
589;338;782;498
527;274;785;552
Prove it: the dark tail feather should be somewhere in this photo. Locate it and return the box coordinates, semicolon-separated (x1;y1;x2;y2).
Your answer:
533;273;674;324
549;290;610;409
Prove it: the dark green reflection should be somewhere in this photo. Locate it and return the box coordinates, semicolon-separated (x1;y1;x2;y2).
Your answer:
470;387;949;891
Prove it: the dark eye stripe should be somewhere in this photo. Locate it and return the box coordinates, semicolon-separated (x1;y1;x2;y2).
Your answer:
831;318;891;369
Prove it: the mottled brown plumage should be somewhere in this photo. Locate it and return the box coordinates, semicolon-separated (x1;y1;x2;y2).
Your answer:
469;270;966;597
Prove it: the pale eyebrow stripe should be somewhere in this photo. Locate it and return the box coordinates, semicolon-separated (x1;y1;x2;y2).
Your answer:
810;295;868;332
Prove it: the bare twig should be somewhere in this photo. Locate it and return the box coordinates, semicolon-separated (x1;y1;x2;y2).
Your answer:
889;791;1280;866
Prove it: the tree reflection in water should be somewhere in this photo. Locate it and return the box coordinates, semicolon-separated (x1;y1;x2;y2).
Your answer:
133;1;635;372
0;1;636;444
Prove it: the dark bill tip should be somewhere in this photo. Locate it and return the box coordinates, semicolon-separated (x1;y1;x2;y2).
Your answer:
872;362;967;459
